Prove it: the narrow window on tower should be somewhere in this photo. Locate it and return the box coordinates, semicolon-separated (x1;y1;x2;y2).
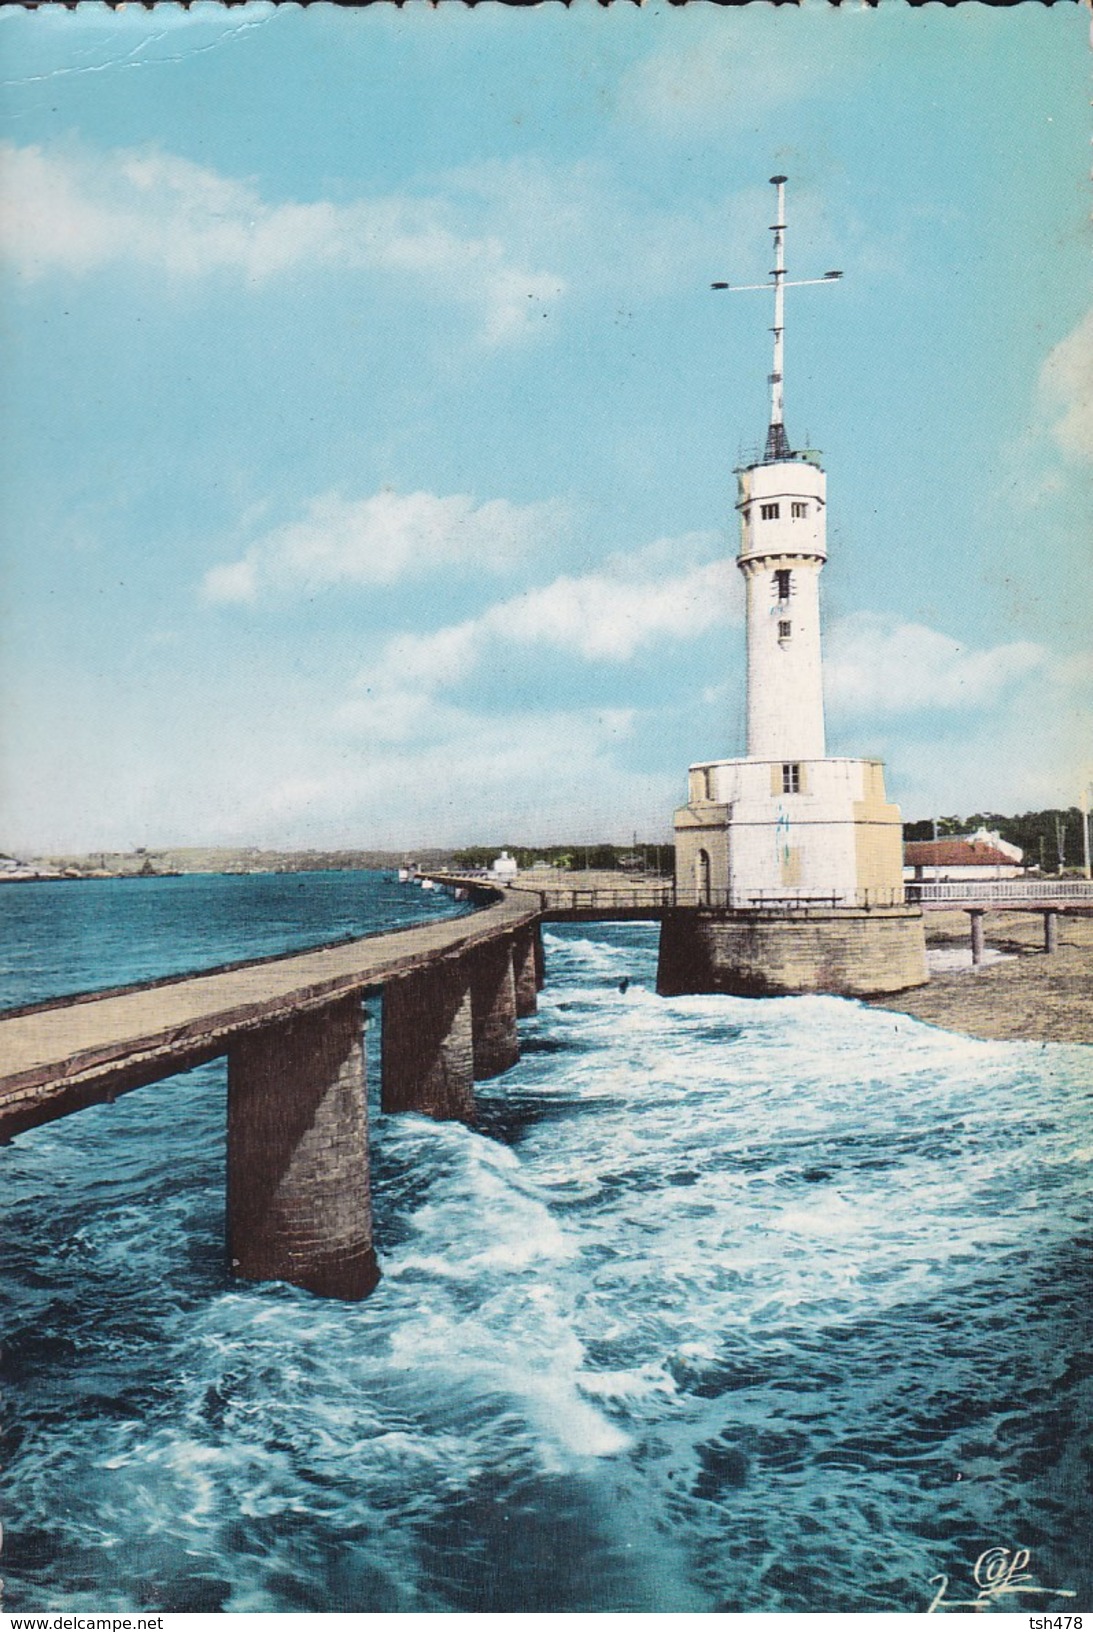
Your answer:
760;502;780;521
782;762;801;794
791;501;807;519
774;568;792;600
778;620;792;640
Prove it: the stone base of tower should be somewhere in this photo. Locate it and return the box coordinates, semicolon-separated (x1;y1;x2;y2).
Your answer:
656;905;928;999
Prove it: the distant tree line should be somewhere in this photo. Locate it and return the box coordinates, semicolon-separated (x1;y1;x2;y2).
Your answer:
451;843;675;875
902;807;1090;874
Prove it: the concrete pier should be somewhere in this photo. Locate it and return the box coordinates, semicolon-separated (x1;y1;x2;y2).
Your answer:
470;939;520;1078
0;888;538;1142
1044;909;1058;954
512;927;539;1018
0;888;538;1300
227;994;379;1301
968;908;986;967
381;960;475;1122
8;868;1092;1303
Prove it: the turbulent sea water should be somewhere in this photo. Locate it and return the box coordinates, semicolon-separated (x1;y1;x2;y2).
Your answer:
1;872;1091;1613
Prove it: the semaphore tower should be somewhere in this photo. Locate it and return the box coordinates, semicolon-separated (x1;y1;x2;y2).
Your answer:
659;176;928;998
735;176;834;765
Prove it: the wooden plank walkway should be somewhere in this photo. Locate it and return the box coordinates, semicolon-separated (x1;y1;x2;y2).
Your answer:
0;890;537;1139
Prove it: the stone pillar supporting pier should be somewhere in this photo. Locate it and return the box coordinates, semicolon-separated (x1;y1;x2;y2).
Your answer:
226;994;379;1301
381;958;475;1122
1043;909;1059;955
968;909;986;968
469;939;520;1079
532;922;546;991
512;928;539;1018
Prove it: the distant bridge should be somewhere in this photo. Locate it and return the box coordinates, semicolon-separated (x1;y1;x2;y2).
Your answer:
445;871;1093;973
497;874;1093;918
904;877;1093;962
906;879;1093;908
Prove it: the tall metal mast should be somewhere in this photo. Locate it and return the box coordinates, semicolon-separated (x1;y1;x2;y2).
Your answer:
712;175;842;462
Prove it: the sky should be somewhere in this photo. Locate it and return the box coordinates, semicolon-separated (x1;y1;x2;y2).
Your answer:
0;2;1089;853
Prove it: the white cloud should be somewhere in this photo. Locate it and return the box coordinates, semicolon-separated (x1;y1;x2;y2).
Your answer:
616;25;829;136
201;489;568;602
340;535;737;740
825;612;1046;716
0;141;564;344
225;703;663;849
0;138;848;346
444;154;763;304
491;554;732;661
823;616;1093;817
9;594;1088;852
1038;308;1093;462
890;653;1093;818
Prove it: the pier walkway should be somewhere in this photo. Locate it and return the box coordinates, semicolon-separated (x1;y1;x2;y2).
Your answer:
0;887;541;1300
3;869;1089;1299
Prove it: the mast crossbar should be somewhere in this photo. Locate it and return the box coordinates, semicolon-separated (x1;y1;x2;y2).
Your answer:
711;177;841;461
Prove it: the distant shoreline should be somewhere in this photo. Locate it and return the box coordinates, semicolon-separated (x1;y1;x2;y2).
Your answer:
0;848;456;883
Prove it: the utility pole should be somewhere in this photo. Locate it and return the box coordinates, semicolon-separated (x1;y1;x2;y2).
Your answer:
1081;786;1091;880
1055;813;1067;874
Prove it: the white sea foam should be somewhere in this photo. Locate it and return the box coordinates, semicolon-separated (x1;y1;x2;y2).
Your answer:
4;907;1091;1614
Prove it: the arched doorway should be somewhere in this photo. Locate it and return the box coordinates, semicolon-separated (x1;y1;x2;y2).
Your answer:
694;848;711;906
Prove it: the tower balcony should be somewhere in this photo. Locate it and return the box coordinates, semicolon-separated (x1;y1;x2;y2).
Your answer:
737;455;827;565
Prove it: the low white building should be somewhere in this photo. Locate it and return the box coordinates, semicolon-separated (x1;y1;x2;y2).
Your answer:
491;850;519;883
0;854;61;881
903;830;1024;882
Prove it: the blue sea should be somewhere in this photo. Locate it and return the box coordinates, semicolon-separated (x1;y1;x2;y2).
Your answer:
1;872;1090;1613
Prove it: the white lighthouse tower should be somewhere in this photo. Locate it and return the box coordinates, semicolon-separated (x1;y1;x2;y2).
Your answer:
738;176;831;764
663;177;927;997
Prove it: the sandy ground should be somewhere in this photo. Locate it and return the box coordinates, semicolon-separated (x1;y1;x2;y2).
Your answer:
869;909;1093;1046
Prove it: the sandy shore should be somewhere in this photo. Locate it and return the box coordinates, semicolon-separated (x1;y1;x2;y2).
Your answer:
869;909;1093;1046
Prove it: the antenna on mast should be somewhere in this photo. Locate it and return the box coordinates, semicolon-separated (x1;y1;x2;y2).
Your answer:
711;175;842;463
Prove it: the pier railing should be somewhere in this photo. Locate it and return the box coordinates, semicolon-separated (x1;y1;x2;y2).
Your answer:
532;884;675;913
441;878;910;914
905;879;1093;905
509;880;1093;914
670;887;910;911
434;874;1093;917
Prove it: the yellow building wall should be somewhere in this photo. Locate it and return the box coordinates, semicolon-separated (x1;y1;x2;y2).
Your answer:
674;805;732;899
853;762;904;898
